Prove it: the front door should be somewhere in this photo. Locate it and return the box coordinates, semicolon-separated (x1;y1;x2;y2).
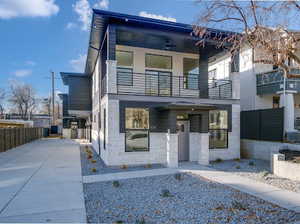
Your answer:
177;120;189;161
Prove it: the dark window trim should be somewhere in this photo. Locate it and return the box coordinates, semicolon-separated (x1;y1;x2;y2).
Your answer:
209;128;228;149
125;129;150;152
116;50;134;67
145;53;172;70
117;67;133;86
125;107;150;152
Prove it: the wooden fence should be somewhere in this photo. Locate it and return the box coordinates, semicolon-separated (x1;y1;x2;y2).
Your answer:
0;127;43;153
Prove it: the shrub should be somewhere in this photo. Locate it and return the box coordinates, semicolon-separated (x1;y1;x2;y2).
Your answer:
91;160;97;163
135;218;145;224
235;165;241;169
174;173;182;181
260;170;269;177
231;200;248;210
120;165;128;169
248;161;255;166
144;164;152;168
160;189;173;197
113;180;120;188
215;158;223;163
233;158;241;162
91;168;97;173
114;221;123;224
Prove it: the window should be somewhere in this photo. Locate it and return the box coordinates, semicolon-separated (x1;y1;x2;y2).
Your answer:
116;51;133;67
183;58;199;90
125;108;149;152
145;70;171;96
116;51;133;86
208;69;217;80
273;96;280;108
117;67;133;86
145;54;172;70
209;110;228;149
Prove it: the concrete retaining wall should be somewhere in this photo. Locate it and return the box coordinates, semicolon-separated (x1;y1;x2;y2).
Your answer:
272;154;300;181
241;139;300;161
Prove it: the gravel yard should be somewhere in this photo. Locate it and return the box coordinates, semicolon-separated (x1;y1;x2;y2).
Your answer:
210;159;300;193
83;173;300;224
80;145;163;176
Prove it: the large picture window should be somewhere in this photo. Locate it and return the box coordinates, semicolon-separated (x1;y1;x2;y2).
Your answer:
125;108;149;152
116;50;133;67
183;58;199;90
145;54;172;70
209;110;228;149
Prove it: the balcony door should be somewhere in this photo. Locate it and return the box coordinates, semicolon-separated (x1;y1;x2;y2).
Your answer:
145;70;172;96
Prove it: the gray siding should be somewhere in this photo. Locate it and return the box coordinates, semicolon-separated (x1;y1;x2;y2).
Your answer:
68;76;92;111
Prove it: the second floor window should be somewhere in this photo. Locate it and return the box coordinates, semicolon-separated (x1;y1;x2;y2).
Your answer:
145;54;172;70
116;50;133;86
183;58;199;90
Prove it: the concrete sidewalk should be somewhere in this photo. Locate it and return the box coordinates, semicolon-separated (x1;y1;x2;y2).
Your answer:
0;139;86;223
179;163;300;213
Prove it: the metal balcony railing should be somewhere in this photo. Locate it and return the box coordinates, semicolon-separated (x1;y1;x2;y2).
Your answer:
115;72;232;99
256;69;300;95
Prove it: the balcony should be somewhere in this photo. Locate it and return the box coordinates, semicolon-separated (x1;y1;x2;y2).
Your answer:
257;69;300;95
113;71;232;99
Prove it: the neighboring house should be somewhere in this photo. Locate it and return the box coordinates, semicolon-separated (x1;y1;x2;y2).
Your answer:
236;44;300;160
58;84;91;140
61;10;241;167
2;114;51;128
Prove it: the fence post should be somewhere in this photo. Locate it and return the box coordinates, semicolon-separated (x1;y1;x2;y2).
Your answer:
0;129;4;152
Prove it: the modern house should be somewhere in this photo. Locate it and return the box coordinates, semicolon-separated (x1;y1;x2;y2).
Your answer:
60;10;241;167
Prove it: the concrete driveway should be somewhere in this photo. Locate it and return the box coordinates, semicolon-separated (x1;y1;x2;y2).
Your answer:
0;139;86;223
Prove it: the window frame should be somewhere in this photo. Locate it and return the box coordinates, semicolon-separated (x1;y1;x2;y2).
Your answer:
209;109;228;149
124;107;150;152
183;58;199;90
145;70;172;96
145;53;172;70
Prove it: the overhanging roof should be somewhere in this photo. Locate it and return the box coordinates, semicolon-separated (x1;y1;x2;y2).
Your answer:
85;9;236;76
60;72;87;85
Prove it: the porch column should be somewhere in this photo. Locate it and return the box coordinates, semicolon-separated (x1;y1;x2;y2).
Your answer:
106;60;117;94
198;133;209;165
166;130;178;168
278;90;296;133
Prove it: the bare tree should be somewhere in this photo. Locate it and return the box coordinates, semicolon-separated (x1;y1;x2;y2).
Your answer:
194;0;300;77
0;88;5;118
8;82;37;120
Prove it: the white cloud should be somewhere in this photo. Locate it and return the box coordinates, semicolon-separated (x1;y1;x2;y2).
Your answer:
26;61;36;66
72;0;92;31
66;22;77;29
69;54;86;73
139;11;176;22
14;69;32;77
94;0;109;10
0;0;59;19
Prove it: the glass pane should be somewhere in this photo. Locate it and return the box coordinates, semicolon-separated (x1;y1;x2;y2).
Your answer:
209;110;228;129
125;108;149;129
183;58;199;74
145;54;172;69
145;71;158;95
126;130;149;152
158;72;171;96
117;68;133;86
116;51;133;67
209;129;228;149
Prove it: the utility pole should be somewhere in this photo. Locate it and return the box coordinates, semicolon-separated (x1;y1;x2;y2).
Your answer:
51;71;55;125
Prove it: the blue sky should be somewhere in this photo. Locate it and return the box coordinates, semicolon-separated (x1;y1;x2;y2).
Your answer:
0;0;201;98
